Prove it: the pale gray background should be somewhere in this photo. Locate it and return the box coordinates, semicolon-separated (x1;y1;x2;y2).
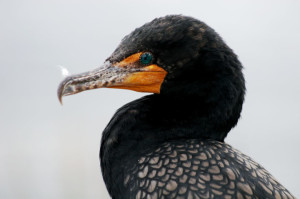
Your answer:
0;0;299;198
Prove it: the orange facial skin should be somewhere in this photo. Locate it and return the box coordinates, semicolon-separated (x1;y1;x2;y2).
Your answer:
110;52;167;93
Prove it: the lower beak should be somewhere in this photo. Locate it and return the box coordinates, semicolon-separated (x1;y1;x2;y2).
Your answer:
57;62;167;104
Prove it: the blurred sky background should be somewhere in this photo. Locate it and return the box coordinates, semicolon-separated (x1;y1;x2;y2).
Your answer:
1;0;299;198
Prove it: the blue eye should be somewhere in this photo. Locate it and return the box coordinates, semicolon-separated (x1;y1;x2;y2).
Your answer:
139;52;153;65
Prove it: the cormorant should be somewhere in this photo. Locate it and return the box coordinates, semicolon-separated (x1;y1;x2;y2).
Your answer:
57;15;294;199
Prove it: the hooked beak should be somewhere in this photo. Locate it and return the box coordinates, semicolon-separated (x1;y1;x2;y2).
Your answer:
57;58;167;104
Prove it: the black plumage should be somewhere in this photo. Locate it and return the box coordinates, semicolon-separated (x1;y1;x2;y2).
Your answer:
58;15;294;198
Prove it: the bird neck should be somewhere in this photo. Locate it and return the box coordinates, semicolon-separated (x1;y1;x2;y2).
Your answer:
136;94;234;141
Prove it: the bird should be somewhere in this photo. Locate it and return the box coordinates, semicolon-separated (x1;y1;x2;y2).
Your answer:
57;15;294;199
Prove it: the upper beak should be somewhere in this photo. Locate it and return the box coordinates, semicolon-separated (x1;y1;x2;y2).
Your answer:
57;61;167;104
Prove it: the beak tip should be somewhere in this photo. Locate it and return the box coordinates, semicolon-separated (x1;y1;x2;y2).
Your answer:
58;97;63;105
57;81;65;105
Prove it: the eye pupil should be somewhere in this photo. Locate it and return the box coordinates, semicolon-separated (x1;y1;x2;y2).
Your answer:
140;52;152;65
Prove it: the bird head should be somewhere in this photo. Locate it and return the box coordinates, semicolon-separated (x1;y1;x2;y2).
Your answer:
58;15;245;125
